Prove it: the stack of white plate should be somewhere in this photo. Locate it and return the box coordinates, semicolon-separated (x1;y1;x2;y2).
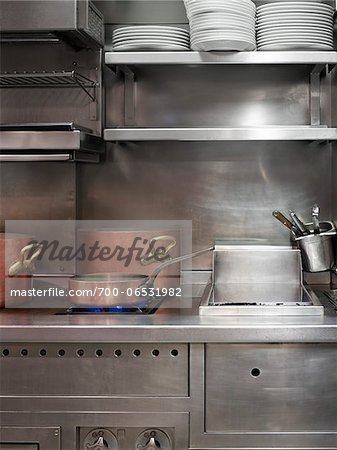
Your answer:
183;0;256;51
112;26;190;51
256;2;334;51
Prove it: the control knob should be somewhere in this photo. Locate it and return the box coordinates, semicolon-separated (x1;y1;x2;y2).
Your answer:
83;429;118;450
135;429;171;450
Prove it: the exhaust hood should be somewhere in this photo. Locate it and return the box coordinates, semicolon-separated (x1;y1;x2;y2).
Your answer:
0;0;104;49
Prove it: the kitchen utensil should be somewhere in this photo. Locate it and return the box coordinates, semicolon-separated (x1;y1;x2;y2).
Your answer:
293;221;336;272
289;210;311;236
312;204;320;234
272;210;294;231
69;246;214;306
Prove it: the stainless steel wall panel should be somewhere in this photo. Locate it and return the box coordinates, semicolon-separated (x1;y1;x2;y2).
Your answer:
0;162;76;230
106;66;311;128
78;142;332;269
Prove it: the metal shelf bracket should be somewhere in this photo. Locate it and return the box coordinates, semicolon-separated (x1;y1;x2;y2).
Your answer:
117;65;136;126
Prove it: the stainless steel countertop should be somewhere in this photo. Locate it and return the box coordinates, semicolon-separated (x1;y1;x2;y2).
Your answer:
0;287;336;343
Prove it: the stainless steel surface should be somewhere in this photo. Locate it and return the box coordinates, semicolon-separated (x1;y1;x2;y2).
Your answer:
78;142;333;270
0;343;188;396
204;343;337;432
0;427;60;450
104;126;337;141
199;242;324;315
0;131;104;152
0;291;336;342
0;0;104;49
0;154;71;162
105;50;337;65
199;283;324;316
212;241;302;285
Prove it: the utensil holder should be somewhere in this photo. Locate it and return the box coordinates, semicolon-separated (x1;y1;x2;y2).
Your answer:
293;221;336;273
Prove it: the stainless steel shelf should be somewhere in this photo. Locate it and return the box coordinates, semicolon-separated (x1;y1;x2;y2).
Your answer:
104;126;337;142
105;51;337;66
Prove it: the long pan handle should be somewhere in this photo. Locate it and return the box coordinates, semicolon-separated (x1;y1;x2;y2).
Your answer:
143;247;214;289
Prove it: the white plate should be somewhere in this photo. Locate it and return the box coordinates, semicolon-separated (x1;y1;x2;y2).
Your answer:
257;37;333;47
185;0;255;11
113;38;190;47
113;30;190;37
257;28;333;36
114;26;189;34
113;43;190;51
186;5;256;18
113;39;189;46
192;38;256;51
256;22;332;31
190;17;255;29
257;11;333;20
257;2;334;13
112;33;189;43
191;24;255;34
257;42;333;51
191;31;256;44
191;31;255;41
257;30;333;40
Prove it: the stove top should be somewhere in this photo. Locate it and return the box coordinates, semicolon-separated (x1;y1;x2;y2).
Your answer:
56;299;162;315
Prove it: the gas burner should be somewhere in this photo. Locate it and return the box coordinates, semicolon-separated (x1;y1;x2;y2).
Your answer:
56;299;162;315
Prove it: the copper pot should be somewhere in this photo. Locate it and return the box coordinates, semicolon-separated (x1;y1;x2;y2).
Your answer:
77;229;181;289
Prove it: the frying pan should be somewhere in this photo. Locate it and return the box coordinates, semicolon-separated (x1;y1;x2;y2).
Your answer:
69;246;213;306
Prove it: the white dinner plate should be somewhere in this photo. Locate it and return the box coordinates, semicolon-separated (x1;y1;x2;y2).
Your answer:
256;22;332;31
257;30;333;39
114;26;189;34
190;17;255;30
257;12;333;20
185;0;255;11
113;35;190;44
191;31;256;44
191;38;256;51
258;42;333;51
257;37;333;46
257;28;333;36
186;5;255;18
113;43;190;51
257;2;334;13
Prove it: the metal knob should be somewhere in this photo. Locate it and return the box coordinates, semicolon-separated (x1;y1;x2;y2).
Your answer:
86;437;107;450
139;436;160;450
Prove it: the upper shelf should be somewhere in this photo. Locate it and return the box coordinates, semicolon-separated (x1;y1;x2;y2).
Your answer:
104;126;337;142
105;51;337;67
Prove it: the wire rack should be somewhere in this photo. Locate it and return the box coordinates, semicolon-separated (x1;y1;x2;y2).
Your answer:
0;70;97;101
